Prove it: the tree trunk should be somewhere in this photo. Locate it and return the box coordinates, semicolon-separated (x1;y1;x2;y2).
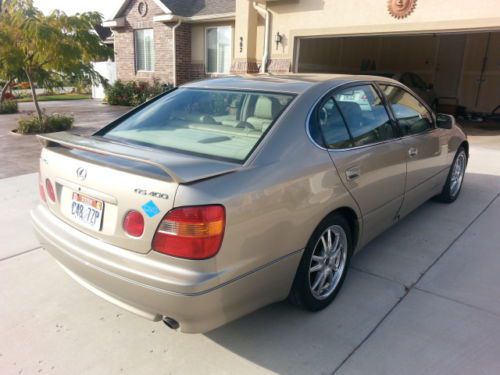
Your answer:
0;79;12;103
25;70;43;121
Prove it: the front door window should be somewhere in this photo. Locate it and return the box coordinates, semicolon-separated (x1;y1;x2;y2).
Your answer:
379;85;433;135
206;26;232;74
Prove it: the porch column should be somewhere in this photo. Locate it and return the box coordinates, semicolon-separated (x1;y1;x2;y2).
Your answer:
231;0;260;73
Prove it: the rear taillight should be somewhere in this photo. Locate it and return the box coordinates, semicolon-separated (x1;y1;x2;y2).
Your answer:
152;205;225;259
123;210;145;237
45;179;55;202
39;175;46;202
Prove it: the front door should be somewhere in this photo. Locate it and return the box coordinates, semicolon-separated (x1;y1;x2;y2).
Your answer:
379;84;446;217
314;84;407;246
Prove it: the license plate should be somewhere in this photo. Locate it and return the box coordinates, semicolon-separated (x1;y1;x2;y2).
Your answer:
70;192;104;231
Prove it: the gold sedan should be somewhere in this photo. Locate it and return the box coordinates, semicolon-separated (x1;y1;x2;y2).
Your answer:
31;74;468;333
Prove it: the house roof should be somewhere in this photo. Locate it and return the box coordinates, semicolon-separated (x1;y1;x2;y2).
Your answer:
93;24;112;41
158;0;235;17
112;0;235;20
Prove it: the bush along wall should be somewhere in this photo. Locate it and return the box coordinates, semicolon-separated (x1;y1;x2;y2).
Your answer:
0;100;18;114
105;80;173;106
17;113;74;134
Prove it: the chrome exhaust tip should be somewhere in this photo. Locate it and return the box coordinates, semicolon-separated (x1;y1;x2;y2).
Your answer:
162;317;179;330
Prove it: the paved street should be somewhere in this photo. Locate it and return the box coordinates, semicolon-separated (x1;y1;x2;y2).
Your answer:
0;101;500;374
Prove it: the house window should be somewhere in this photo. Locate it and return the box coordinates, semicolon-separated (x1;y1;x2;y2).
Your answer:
206;26;232;74
135;29;154;72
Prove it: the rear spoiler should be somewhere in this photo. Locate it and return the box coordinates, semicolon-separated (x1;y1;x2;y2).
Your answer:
37;132;240;184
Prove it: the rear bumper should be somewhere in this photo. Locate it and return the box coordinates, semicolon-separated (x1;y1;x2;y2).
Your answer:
31;204;301;333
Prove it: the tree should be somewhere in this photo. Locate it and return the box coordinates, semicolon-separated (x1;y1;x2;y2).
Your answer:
0;0;112;119
0;2;25;101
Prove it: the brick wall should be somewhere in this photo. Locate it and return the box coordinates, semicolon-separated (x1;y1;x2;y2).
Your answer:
190;64;207;81
267;59;292;73
153;21;174;83
230;59;260;74
112;0;236;85
174;23;192;85
113;0;198;85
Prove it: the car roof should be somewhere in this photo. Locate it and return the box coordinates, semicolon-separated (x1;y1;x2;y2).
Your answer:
183;74;400;95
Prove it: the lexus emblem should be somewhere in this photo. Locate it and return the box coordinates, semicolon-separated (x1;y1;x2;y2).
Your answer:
76;167;87;181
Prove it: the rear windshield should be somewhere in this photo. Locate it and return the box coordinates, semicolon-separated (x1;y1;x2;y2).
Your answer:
101;88;294;162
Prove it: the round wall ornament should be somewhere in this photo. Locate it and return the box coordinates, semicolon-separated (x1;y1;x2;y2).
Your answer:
138;1;148;17
388;0;417;19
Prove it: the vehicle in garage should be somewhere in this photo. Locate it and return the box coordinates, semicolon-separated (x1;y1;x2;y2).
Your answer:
31;74;468;333
372;72;438;109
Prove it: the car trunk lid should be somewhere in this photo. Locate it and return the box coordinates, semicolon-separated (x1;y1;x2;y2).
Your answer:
38;132;240;254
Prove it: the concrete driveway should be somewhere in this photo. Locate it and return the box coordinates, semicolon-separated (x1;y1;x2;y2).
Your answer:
0;103;500;374
0;100;129;179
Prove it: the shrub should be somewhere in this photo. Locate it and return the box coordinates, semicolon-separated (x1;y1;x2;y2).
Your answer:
105;79;172;106
17;113;74;134
12;82;31;90
4;92;16;100
0;100;18;114
13;91;30;99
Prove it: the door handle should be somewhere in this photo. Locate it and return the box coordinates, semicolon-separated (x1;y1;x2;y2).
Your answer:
408;147;418;158
346;166;361;181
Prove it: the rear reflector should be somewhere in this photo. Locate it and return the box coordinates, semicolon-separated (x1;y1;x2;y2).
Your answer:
39;175;46;202
123;210;145;237
152;205;225;259
45;179;56;202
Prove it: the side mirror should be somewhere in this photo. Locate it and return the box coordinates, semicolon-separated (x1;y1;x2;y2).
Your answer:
436;113;454;129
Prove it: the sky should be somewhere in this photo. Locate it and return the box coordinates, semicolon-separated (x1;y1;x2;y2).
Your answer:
34;0;124;19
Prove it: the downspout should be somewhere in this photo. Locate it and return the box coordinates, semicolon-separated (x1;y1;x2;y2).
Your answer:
171;18;182;86
253;2;270;73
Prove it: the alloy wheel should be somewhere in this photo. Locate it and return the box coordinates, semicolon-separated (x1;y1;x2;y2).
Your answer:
308;225;348;300
450;151;466;197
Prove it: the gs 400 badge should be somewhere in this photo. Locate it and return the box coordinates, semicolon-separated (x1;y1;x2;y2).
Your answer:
134;188;169;200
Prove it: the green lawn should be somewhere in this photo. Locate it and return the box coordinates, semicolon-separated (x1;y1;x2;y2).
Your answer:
16;93;91;102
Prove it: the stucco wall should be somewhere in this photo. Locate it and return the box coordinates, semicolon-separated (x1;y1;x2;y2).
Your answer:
265;0;500;61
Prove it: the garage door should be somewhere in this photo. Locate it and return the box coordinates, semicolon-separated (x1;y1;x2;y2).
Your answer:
296;32;500;113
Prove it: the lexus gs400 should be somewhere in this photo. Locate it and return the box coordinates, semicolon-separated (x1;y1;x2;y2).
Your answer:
32;74;468;333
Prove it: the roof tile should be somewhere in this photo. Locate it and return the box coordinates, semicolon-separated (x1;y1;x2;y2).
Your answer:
160;0;235;17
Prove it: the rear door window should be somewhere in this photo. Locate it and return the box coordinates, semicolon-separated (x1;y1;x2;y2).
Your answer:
379;85;433;135
101;89;294;162
333;85;395;147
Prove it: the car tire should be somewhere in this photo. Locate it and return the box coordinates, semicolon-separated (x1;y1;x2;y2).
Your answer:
435;147;467;203
289;213;352;311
